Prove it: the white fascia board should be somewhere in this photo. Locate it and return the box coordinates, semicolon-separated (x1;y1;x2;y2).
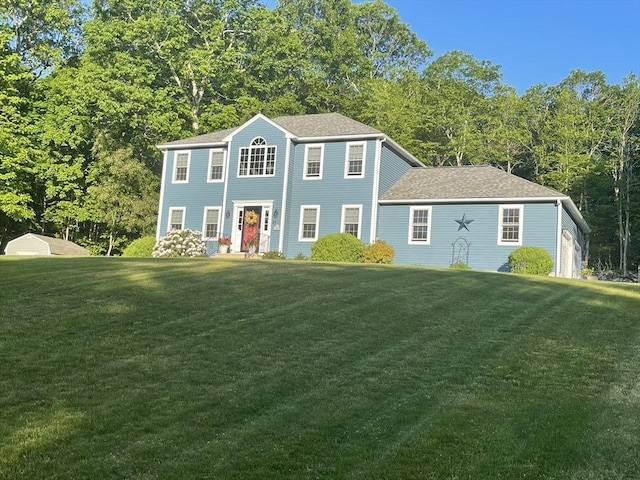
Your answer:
382;137;424;167
232;199;274;207
279;138;292;253
156;150;168;239
292;133;385;143
379;196;567;205
156;141;227;150
561;198;591;234
5;233;45;253
223;113;295;142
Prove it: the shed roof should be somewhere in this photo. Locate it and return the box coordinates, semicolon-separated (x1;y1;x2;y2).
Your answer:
17;234;91;255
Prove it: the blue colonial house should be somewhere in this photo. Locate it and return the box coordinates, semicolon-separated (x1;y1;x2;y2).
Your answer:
156;112;590;278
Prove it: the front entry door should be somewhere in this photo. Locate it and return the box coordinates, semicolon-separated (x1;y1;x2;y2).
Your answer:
241;206;261;252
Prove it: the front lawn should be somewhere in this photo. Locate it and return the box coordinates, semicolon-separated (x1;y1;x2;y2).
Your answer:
1;257;639;479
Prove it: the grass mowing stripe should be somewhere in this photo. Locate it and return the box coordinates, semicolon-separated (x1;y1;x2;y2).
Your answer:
1;257;640;479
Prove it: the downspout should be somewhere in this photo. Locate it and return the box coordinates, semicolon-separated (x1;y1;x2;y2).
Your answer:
279;137;292;253
555;199;563;277
370;138;383;243
156;150;168;240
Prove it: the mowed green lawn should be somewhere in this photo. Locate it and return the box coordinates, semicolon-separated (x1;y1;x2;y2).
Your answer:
1;257;639;479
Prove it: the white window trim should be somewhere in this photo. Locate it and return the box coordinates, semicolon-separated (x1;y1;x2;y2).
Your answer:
207;149;226;183
201;206;222;239
303;144;324;180
340;204;363;239
298;205;320;242
172;151;190;184
408;206;432;245
344;141;366;179
237;137;277;178
498;204;523;246
168;207;186;231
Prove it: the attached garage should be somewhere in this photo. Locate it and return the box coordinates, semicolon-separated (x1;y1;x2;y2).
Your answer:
4;234;90;256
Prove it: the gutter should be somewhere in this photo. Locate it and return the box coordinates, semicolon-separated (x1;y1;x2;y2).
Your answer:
157;141;227;150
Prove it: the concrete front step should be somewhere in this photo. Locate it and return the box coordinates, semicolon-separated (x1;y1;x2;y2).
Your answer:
214;252;259;258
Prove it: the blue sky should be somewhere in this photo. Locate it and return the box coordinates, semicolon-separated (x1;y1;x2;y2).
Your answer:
378;0;640;92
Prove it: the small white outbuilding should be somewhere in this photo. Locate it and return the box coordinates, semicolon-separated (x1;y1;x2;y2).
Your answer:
4;233;90;256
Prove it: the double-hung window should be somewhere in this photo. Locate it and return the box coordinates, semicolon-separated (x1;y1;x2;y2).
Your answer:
342;205;362;239
409;206;431;244
173;152;190;183
304;144;323;179
168;207;185;231
299;206;320;241
208;150;225;182
344;142;366;178
202;208;220;238
239;137;276;177
498;205;523;245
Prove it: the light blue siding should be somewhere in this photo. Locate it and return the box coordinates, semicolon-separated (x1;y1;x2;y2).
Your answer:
159;149;225;234
562;208;582;247
283;139;378;257
158;114;585;269
158;118;289;249
224;118;288;247
379;144;414;195
378;202;559;271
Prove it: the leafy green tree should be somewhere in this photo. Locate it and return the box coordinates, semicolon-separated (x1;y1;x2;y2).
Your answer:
0;29;36;248
29;62;98;241
352;0;431;80
354;72;436;163
604;75;640;274
421;51;502;166
0;0;85;76
88;0;257;134
240;5;308;118
86;141;159;256
483;86;530;173
275;0;366;112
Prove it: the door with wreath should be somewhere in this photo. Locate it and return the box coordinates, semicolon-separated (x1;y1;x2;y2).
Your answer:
241;207;261;253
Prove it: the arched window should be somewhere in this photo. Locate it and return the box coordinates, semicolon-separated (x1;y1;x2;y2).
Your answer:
239;137;276;176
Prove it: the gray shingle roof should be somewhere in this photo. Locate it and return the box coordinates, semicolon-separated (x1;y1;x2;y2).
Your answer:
381;165;565;201
31;234;91;255
272;113;382;137
158;127;236;148
158;113;382;148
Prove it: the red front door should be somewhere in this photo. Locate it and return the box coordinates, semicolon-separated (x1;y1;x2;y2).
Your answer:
241;207;261;252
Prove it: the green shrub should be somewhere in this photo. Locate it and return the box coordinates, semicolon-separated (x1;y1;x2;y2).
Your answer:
152;230;207;258
262;251;286;260
361;240;395;264
293;252;309;261
122;236;156;257
450;262;471;270
508;246;553;276
311;232;365;263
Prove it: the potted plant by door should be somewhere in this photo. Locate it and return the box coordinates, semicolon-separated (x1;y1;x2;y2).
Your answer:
246;238;259;255
217;237;231;253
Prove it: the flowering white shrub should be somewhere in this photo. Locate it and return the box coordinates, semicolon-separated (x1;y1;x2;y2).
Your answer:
152;229;207;258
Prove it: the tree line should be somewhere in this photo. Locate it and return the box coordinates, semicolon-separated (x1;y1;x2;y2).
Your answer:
1;0;638;272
